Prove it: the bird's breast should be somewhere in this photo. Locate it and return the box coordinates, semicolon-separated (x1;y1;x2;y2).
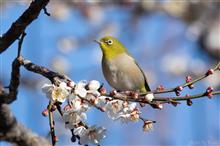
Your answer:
102;54;145;91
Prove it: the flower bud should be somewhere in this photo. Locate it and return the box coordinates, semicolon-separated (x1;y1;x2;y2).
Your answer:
42;109;49;117
186;75;192;83
187;99;193;106
98;87;107;95
88;80;100;90
176;86;183;91
206;69;214;76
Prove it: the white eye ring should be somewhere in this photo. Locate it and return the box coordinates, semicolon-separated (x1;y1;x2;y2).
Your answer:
106;39;113;45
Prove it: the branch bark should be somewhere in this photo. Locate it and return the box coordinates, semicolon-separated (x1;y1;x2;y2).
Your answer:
0;0;50;54
0;104;50;146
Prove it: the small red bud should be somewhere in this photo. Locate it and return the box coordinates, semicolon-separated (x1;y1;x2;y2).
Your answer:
53;136;58;142
187;99;193;106
218;65;220;70
206;86;214;93
186;75;192;83
156;85;165;91
176;86;183;91
206;69;214;76
99;87;107;95
188;84;194;89
175;91;180;96
158;104;163;109
130;91;139;99
110;90;117;96
42;109;49;117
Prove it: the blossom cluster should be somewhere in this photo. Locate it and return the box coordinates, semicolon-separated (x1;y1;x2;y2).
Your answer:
42;80;151;145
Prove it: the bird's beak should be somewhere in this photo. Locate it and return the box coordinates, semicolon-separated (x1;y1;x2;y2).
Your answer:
94;40;102;45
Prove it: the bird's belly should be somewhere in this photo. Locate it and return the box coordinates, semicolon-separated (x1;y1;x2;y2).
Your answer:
102;59;143;91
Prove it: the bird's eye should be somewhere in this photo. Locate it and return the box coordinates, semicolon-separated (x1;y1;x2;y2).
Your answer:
106;39;113;45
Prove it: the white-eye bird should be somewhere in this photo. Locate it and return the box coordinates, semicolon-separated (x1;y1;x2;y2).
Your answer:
95;36;150;93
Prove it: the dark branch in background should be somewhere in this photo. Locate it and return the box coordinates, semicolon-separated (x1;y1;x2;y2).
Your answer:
0;104;50;146
43;6;51;16
17;32;26;57
0;57;21;104
0;1;51;145
0;0;50;54
0;32;27;104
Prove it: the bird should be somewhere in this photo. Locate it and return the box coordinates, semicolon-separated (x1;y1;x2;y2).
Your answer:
95;36;150;93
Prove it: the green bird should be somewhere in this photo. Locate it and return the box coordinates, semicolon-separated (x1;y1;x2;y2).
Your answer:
95;36;150;93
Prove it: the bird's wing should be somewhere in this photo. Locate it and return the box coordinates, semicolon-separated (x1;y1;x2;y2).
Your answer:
134;60;151;91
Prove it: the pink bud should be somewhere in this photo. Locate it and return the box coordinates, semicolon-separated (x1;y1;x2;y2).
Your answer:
206;69;214;76
42;109;49;117
54;136;58;142
176;86;183;91
187;99;193;106
186;75;192;83
99;87;107;95
110;90;117;96
188;84;194;89
156;85;165;91
175;91;180;96
206;86;214;93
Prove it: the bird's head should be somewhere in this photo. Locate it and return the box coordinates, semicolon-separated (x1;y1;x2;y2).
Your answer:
95;36;127;59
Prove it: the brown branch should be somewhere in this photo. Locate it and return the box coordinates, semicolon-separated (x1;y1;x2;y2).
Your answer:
0;57;21;104
17;32;26;57
0;0;50;54
0;104;50;146
140;61;220;95
20;57;69;85
154;90;220;102
48;101;57;146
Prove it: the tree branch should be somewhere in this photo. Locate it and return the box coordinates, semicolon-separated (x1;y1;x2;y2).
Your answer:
0;104;50;146
0;0;50;54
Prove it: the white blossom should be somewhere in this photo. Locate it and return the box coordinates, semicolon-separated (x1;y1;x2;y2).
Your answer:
104;100;124;120
42;82;70;102
87;80;100;91
74;125;106;145
143;120;154;132
74;80;87;97
145;93;154;102
63;111;87;129
68;96;90;113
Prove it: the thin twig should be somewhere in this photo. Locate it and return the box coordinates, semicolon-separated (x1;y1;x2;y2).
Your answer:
140;61;220;95
48;101;56;146
0;0;50;54
17;32;26;57
154;90;220;102
43;7;51;16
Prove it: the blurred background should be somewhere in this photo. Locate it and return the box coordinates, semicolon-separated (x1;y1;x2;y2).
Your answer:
0;0;220;146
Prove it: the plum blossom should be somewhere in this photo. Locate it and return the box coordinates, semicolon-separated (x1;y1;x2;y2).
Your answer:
104;100;124;120
145;93;154;102
74;125;106;145
63;111;87;129
42;82;71;102
68;96;90;113
118;103;140;123
74;80;87;97
143;120;154;132
104;100;140;122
